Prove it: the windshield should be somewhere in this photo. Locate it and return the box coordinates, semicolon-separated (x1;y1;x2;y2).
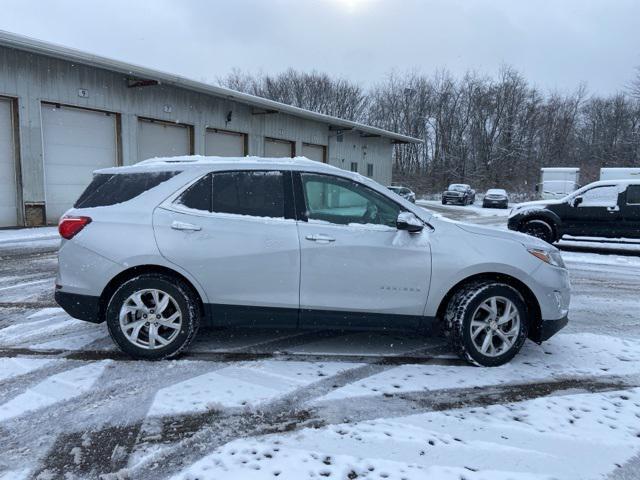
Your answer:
487;189;506;195
448;184;467;192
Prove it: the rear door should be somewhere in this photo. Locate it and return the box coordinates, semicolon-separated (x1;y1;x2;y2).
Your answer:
153;169;300;326
620;185;640;239
295;172;431;328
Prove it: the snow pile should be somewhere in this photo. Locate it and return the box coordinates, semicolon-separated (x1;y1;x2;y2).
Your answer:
173;388;640;480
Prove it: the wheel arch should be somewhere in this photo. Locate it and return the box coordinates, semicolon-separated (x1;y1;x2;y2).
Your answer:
435;272;542;341
98;264;206;323
515;211;562;239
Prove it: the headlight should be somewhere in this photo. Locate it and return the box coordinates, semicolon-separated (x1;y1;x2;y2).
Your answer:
528;248;566;268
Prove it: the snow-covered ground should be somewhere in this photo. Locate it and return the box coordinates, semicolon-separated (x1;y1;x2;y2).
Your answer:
0;214;639;479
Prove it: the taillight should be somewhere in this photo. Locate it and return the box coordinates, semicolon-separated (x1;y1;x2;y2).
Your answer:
58;216;92;240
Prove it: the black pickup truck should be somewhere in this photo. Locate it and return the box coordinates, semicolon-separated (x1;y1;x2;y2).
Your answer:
508;180;640;243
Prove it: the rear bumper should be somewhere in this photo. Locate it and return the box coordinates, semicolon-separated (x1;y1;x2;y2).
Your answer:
55;290;102;323
533;314;569;342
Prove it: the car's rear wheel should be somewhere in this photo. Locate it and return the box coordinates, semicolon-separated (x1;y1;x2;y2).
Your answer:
520;219;555;243
106;273;200;360
445;281;529;366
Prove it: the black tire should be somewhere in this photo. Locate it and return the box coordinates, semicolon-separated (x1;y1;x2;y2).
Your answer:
520;219;555;244
106;273;200;360
444;281;529;367
442;199;447;205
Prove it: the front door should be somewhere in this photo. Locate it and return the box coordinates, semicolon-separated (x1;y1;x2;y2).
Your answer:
561;184;624;237
620;184;640;239
295;172;431;329
153;169;300;326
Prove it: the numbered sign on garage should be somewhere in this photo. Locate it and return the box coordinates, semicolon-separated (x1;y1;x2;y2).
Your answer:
138;118;192;161
0;98;18;227
205;129;246;157
264;138;294;158
41;103;118;224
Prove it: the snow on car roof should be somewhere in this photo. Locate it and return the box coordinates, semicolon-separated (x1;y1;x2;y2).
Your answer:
95;155;341;174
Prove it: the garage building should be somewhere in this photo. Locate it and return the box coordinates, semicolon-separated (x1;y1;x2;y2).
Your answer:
0;30;420;227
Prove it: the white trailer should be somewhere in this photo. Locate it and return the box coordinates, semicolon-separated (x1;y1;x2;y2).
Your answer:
600;168;640;181
538;167;580;199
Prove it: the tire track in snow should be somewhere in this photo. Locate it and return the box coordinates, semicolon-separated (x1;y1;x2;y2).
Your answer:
123;373;640;480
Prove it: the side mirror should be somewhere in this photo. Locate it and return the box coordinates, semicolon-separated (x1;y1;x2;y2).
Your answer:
396;212;424;233
572;196;583;207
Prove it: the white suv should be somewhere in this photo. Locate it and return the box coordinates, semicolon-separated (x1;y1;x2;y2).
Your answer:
55;156;570;366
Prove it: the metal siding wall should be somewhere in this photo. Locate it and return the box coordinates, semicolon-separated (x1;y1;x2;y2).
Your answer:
0;45;394;224
327;132;392;185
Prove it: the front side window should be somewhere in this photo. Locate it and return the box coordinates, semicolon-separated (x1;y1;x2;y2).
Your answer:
578;185;619;207
626;185;640;205
176;171;285;218
301;173;401;227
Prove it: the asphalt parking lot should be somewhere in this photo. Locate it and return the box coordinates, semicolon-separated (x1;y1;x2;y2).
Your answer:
1;204;639;479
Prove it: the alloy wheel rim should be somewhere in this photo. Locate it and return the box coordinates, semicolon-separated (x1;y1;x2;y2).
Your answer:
119;289;182;349
470;296;521;357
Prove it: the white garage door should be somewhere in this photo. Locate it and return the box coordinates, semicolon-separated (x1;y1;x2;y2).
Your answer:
264;138;294;158
205;129;246;157
138;118;191;161
0;98;18;227
41;104;117;224
302;143;326;163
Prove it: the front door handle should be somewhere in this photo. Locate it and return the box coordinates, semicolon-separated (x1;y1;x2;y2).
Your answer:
305;234;336;243
171;221;202;231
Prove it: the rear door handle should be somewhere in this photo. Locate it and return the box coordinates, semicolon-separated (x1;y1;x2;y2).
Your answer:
171;221;202;231
305;234;335;243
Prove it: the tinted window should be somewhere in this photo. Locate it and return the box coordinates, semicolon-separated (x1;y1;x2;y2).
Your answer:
74;171;179;208
579;185;619;207
213;171;285;217
627;185;640;205
301;173;400;227
177;174;212;212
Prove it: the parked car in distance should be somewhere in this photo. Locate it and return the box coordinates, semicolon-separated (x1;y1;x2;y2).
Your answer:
509;179;640;243
483;189;509;209
442;184;476;205
387;185;416;203
55;156;570;367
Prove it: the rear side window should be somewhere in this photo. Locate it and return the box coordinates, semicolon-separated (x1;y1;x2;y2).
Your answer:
627;185;640;205
74;172;179;208
176;171;285;218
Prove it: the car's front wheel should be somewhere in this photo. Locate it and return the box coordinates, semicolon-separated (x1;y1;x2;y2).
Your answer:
445;281;529;366
106;273;200;360
520;219;555;243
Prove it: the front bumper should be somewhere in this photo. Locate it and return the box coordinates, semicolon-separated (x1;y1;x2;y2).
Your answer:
55;289;102;323
443;195;465;204
533;314;569;342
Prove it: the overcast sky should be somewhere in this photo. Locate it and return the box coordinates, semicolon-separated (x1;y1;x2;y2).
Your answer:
1;0;638;95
